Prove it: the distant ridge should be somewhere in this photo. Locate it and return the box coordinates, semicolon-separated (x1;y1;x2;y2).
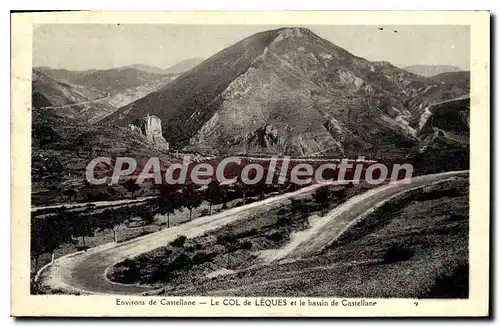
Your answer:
163;58;205;74
403;65;462;77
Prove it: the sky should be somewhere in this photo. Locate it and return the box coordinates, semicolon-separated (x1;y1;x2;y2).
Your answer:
33;24;470;71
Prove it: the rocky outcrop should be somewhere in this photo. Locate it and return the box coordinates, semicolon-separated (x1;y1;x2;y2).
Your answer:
132;114;169;150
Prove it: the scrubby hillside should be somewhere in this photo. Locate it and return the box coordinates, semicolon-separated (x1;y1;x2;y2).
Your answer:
32;69;117;123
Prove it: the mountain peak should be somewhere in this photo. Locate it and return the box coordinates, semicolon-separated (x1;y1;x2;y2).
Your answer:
276;27;311;36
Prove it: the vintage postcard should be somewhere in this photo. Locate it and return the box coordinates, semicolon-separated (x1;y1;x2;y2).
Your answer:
11;11;490;317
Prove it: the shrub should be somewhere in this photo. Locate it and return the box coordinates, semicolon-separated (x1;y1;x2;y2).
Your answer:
192;251;215;265
277;208;288;215
266;231;284;242
168;253;192;272
217;233;237;245
277;216;291;226
120;258;136;268
382;244;414;264
76;245;90;252
240;241;253;250
170;235;187;247
236;228;258;238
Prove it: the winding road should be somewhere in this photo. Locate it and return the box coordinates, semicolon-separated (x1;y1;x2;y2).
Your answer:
40;95;110;110
39;170;467;295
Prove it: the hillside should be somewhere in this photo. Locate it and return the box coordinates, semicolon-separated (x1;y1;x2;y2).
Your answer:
103;28;468;157
32;69;117;123
36;67;178;109
431;71;470;91
403;65;462;77
121;64;166;74
31;107;174;206
163;57;204;74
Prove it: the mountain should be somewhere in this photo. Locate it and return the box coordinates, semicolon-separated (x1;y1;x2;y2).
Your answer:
70;68;167;93
403;65;462;77
103;27;469;157
36;67;178;109
162;58;204;75
121;64;166;74
32;69;117;123
430;71;470;91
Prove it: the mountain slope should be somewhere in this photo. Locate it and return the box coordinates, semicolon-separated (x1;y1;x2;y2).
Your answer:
37;67;180;109
403;65;462;77
31;102;175;205
32;69;118;123
430;71;470;91
121;64;166;74
163;58;204;74
72;68;166;93
104;28;468;157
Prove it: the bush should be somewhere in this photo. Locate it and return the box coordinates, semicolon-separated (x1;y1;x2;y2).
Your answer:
120;258;136;268
217;233;237;245
277;208;288;215
277;216;291;226
168;253;192;272
382;244;414;264
236;228;258;238
192;251;215;265
266;231;284;242
239;241;253;250
170;235;187;247
75;245;90;252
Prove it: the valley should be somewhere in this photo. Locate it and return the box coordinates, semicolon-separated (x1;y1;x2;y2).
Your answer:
30;26;470;298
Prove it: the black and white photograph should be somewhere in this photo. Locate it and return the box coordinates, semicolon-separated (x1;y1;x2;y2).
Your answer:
9;11;490;317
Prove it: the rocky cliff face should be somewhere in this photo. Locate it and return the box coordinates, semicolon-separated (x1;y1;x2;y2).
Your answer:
104;27;468;157
131;114;169;150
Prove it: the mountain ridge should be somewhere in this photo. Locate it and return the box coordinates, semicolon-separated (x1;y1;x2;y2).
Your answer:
103;27;469;157
403;65;463;77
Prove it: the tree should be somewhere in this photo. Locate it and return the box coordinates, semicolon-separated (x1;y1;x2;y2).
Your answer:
333;187;348;203
72;213;96;248
63;189;77;202
31;217;46;273
182;185;202;221
140;211;156;233
313;187;333;216
123;178;141;196
290;198;309;218
31;210;75;269
156;184;180;228
252;181;267;201
235;182;248;205
157;195;179;228
205;180;223;215
99;209;123;243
